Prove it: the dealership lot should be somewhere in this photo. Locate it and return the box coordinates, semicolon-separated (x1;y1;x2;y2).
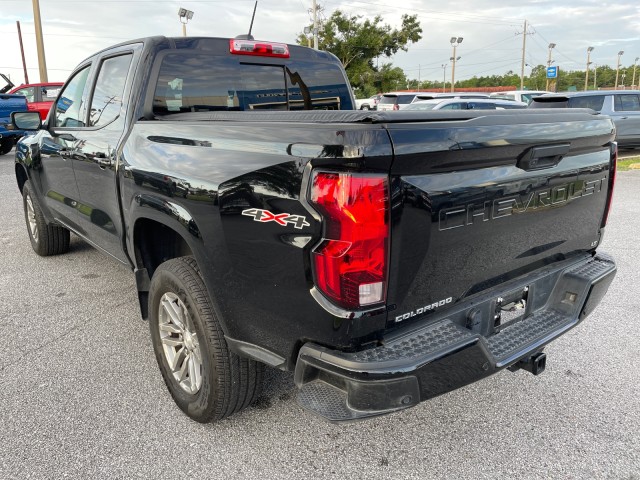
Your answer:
0;154;638;479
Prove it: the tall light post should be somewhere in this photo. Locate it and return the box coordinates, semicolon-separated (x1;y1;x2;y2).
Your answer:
593;63;598;89
545;43;555;91
442;63;448;93
633;57;639;88
584;46;594;91
450;36;463;93
178;7;194;36
615;50;624;89
450;56;460;92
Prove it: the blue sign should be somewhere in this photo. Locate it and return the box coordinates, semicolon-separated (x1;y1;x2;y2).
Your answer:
546;66;558;79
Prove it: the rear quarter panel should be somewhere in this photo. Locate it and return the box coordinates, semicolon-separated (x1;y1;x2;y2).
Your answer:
120;120;394;365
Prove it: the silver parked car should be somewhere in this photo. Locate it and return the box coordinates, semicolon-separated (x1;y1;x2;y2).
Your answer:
530;91;640;148
405;98;527;111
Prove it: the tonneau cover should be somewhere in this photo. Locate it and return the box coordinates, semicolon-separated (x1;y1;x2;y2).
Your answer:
152;108;599;125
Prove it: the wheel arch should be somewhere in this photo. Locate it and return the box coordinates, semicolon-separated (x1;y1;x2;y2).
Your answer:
131;213;198;319
15;162;28;193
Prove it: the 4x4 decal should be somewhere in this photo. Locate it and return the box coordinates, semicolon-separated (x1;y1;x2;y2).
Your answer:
242;208;310;229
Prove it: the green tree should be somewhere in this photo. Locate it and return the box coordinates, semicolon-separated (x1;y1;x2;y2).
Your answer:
298;10;422;96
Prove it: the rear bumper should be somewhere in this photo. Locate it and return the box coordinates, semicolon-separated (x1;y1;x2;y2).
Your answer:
294;253;616;422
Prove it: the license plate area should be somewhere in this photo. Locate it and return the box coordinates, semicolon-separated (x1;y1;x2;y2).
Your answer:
493;286;530;332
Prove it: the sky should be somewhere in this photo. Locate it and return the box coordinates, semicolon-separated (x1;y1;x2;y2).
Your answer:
1;0;639;88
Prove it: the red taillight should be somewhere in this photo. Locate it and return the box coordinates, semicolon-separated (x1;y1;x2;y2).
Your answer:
602;142;617;227
229;39;290;58
309;171;389;310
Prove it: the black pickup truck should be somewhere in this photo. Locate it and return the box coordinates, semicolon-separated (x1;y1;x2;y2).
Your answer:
13;36;617;423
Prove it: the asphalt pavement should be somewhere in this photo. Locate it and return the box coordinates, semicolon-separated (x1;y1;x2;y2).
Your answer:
1;150;639;479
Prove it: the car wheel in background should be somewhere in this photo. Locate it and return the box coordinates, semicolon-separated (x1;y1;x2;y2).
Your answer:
1;139;13;155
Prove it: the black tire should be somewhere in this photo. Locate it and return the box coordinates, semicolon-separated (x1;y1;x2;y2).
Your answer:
149;256;263;423
22;180;70;256
1;138;13;155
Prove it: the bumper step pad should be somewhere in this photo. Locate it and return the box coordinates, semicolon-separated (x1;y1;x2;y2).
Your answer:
296;254;616;421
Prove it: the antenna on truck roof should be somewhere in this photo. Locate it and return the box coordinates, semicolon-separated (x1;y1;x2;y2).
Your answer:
235;1;258;41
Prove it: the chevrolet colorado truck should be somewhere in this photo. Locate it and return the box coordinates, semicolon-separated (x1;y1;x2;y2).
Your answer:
13;36;617;423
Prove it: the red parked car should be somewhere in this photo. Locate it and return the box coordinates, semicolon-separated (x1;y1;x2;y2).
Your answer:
9;82;63;120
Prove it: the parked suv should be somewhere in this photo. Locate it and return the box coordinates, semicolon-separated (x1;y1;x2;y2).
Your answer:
530;90;640;148
376;92;423;111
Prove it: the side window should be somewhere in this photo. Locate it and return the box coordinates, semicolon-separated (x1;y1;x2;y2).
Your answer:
41;86;60;100
15;87;35;103
89;54;133;127
55;66;91;128
470;103;495;110
614;94;640;112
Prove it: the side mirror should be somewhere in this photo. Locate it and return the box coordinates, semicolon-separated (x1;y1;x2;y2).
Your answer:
12;111;42;130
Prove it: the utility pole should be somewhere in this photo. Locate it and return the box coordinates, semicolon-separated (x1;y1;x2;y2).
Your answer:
312;0;318;50
32;0;48;82
633;57;639;88
545;43;555;91
16;21;29;84
519;20;529;90
593;63;597;89
584;46;594;91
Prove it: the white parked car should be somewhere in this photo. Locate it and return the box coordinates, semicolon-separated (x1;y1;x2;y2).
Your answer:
354;94;381;110
489;90;551;105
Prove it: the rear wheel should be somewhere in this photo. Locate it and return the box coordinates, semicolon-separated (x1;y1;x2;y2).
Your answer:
149;256;263;423
22;180;70;256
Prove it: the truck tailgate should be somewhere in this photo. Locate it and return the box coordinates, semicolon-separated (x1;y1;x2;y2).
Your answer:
384;111;615;327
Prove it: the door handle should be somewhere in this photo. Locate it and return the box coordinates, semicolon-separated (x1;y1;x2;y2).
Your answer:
517;143;571;171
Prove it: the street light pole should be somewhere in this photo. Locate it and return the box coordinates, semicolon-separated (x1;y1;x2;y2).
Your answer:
615;51;624;89
593;63;598;89
584;46;594;91
450;36;463;93
633;57;639;88
545;43;555;91
442;64;447;93
178;7;194;36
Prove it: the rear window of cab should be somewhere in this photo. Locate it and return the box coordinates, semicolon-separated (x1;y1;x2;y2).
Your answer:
152;54;352;114
379;94;415;105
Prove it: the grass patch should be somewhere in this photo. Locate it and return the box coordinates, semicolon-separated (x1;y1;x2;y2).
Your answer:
618;156;640;171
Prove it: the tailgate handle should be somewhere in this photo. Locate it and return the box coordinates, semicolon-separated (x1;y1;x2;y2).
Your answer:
517;144;570;171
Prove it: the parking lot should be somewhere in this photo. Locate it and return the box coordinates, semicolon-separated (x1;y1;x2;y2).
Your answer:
0;151;639;479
